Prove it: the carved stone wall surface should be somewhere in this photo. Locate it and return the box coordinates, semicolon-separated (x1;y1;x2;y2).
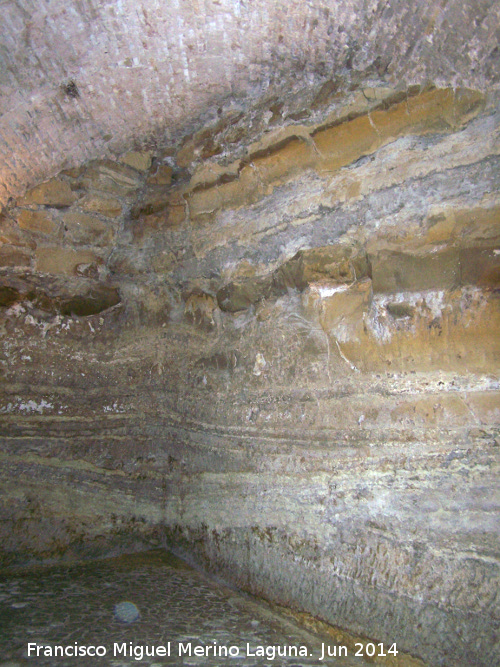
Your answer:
1;3;499;666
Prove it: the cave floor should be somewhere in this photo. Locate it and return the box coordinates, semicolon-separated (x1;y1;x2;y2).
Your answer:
0;549;370;667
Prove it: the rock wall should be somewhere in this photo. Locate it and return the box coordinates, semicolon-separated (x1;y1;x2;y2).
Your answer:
1;85;499;666
2;0;499;208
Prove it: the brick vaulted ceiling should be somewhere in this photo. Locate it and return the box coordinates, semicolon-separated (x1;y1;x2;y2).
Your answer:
1;0;499;208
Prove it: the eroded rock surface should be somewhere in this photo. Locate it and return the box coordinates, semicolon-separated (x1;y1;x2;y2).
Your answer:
1;60;499;667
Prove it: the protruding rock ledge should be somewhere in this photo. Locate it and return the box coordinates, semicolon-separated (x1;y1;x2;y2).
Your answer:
0;274;120;317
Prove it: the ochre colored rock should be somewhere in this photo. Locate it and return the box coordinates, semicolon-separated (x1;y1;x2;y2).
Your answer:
188;160;240;192
198;137;223;161
453;205;500;243
187;184;223;218
182;88;485;221
315;88;485;174
277;244;370;291
218;244;370;313
176;137;197;168
17;209;58;235
147;165;173;186
339;288;500;373
460;247;500;287
217;276;273;313
79;194;122;218
119;151;153;172
0;245;32;267
132;189;185;227
372;87;484;138
0;75;498;667
35;247;100;275
247;137;316;186
132;187;170;217
304;278;372;343
80;160;144;197
186;131;319;214
230;260;259;280
0;212;33;247
20;178;77;207
369;247;460;293
167;192;186;227
426;204;500;245
131;207;185;243
425;211;458;244
219;165;262;207
187;166;261;220
313;114;379;172
61;212;114;246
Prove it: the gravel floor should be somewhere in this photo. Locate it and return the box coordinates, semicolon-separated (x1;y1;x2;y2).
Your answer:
0;550;370;667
